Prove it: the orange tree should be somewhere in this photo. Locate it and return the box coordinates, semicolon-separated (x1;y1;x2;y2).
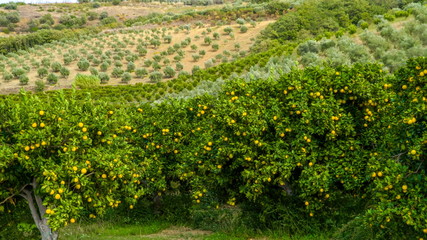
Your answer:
0;92;162;240
1;57;426;239
365;57;427;238
124;63;392;219
125;58;426;236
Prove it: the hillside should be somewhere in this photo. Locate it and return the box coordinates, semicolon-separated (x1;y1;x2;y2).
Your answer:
0;1;427;240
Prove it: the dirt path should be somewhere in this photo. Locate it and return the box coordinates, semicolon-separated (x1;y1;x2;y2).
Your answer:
140;226;211;239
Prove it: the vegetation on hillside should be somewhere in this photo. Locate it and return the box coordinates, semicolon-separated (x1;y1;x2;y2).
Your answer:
1;0;427;239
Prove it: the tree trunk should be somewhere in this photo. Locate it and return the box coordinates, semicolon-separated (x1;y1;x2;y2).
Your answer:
20;180;59;240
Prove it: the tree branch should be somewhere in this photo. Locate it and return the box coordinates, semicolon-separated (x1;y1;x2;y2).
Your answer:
406;160;425;178
0;184;29;205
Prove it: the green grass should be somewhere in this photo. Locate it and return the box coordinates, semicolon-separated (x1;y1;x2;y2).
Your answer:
60;221;171;240
59;220;331;240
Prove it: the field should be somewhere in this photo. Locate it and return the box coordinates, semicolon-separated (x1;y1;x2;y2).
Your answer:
1;1;427;240
0;1;233;34
0;19;272;94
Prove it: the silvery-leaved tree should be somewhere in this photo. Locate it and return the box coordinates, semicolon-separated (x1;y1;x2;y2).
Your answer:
0;92;159;240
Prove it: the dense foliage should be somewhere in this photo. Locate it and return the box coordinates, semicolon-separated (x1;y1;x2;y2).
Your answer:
1;57;426;239
0;28;101;55
255;0;424;51
1;0;426;239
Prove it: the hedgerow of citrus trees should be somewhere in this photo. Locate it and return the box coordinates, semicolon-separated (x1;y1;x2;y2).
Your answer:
364;57;427;238
0;92;163;240
124;58;426;237
1;57;426;239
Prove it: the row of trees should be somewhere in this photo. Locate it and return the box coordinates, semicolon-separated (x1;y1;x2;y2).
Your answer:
1;57;426;239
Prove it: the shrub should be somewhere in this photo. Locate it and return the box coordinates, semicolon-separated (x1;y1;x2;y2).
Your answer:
112;0;121;5
98;72;110;84
46;73;58;84
348;24;357;34
60;67;70;78
148;71;163;83
300;52;323;67
63;56;72;65
192;54;201;62
163;66;176;78
224;27;233;35
77;58;90;71
297;40;320;55
6;12;20;24
37;68;48;78
175;62;184;71
135;68;148;78
178;70;190;77
73;74;100;89
204;59;214;68
240;25;248;33
127;62;135;72
92;2;101;8
153;55;162;63
35;80;45;92
204;37;212;45
99;12;108;20
121;72;132;83
138;46;147;56
320;39;336;51
212;44;219;51
236;18;245;25
41;58;51;68
101;16;117;25
19;75;29;85
144;59;152;67
59;15;86;28
192;65;200;74
152;62;161;71
87;12;99;21
3;71;13;81
112;67;124;78
11;68;25;78
40;14;54;26
51;62;62;72
234;43;240;51
164;35;172;43
359;20;369;29
4;2;17;10
213;32;220;39
90;67;99;76
100;62;109;71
